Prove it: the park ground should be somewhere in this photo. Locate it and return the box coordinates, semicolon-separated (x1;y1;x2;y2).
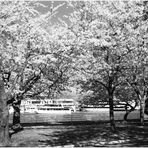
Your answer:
10;121;148;147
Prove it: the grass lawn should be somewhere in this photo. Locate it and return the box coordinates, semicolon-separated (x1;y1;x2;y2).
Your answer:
9;110;140;124
10;122;148;147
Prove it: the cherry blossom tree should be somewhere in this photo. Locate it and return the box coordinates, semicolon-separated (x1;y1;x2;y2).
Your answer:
0;1;66;145
67;0;148;131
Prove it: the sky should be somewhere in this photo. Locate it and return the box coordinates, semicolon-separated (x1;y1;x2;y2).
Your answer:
37;1;73;25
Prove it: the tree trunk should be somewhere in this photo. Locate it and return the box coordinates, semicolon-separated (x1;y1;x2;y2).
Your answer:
124;108;135;122
12;100;21;125
139;95;146;126
0;78;10;146
124;104;135;121
144;98;148;115
108;89;116;132
12;95;23;132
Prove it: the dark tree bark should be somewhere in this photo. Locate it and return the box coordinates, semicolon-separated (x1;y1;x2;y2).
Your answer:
124;101;138;121
108;88;116;132
124;107;134;121
95;78;116;132
0;78;10;146
12;94;23;132
144;98;148;115
10;73;40;132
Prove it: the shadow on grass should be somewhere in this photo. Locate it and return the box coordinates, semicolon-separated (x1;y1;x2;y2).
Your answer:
38;123;148;147
124;126;148;147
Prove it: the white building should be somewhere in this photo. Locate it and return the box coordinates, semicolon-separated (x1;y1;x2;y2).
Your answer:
9;98;76;114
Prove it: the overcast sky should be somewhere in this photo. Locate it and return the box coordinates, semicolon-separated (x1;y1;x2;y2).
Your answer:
38;1;72;25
